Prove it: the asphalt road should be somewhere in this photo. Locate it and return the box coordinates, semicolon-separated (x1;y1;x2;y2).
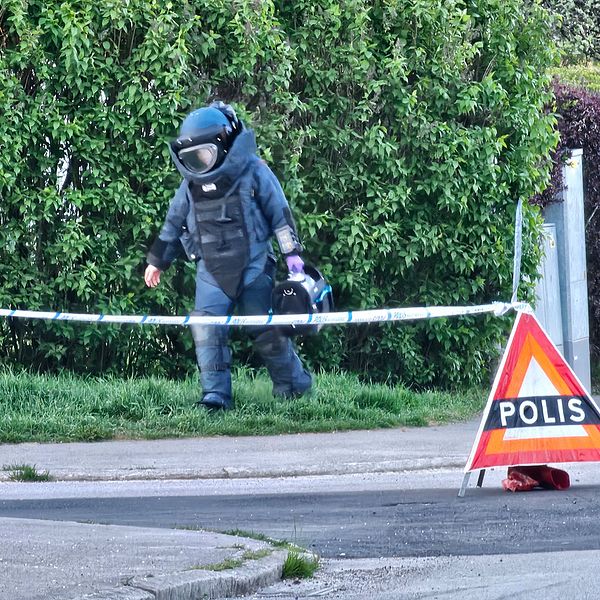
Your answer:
2;483;599;559
4;429;600;600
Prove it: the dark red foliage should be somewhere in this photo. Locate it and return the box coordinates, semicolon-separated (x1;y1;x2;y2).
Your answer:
538;82;600;356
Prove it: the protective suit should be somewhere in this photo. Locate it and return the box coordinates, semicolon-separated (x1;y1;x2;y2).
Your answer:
146;104;312;410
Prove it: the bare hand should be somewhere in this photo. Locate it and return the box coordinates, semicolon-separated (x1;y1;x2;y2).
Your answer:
144;264;162;288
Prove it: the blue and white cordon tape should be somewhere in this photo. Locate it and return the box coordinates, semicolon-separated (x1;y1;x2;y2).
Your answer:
0;191;530;328
0;302;530;327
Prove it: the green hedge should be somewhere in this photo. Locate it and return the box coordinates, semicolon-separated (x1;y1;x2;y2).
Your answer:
0;0;558;388
541;0;600;63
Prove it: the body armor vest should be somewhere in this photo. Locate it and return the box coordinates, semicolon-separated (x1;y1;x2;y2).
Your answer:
190;180;250;299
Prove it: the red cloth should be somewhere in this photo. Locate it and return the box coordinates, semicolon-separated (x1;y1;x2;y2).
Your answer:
502;469;538;492
502;465;570;492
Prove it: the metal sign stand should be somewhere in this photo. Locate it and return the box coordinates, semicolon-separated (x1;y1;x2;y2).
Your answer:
458;469;486;497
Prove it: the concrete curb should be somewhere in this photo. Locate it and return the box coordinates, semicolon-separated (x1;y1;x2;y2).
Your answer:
77;550;287;600
0;423;478;484
0;458;467;483
78;589;154;600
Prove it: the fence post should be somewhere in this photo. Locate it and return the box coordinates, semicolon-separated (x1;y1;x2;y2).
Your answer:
543;148;592;390
534;223;564;355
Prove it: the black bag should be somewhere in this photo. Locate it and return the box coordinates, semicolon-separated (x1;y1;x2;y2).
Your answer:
271;265;333;336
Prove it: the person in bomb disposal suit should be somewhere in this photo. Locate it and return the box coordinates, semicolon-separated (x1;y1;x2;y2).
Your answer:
144;102;312;411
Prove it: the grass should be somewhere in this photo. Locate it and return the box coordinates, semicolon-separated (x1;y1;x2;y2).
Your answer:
3;463;52;482
0;367;485;443
551;63;600;93
282;551;320;579
192;558;244;571
242;548;272;560
188;529;318;579
191;548;273;571
222;529;306;552
223;529;319;578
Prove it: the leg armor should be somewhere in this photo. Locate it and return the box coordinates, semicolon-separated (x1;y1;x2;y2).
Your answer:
253;329;312;398
190;319;233;410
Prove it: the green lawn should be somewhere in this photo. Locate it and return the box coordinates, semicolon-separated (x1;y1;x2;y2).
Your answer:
552;63;600;93
0;368;485;443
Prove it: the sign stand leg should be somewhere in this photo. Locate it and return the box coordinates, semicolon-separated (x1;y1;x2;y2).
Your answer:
476;469;486;488
458;472;471;497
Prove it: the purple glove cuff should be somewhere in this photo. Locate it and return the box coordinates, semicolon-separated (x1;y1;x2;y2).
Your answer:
285;254;305;274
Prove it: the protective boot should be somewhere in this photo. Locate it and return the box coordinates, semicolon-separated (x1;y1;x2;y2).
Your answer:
190;322;233;410
253;330;312;398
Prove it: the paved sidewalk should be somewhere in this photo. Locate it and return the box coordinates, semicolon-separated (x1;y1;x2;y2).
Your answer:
0;517;286;600
0;421;478;600
0;421;476;482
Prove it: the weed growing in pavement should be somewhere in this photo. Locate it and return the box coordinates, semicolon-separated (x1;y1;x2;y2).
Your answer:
221;529;320;579
242;549;272;560
221;529;305;552
191;548;273;571
3;463;52;482
174;525;307;554
192;558;243;571
282;551;320;579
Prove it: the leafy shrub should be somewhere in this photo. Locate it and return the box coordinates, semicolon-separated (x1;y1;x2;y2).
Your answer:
273;0;558;386
0;0;292;377
0;0;558;388
539;0;600;63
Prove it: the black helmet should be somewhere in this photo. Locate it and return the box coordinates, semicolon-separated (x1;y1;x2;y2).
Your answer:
271;265;334;336
170;102;241;174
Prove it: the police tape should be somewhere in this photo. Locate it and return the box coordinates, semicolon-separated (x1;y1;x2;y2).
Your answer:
0;302;531;327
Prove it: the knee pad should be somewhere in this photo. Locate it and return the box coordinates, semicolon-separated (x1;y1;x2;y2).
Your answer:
190;324;228;347
190;321;231;372
254;329;289;358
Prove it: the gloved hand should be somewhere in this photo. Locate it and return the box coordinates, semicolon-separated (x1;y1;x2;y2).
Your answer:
285;254;304;274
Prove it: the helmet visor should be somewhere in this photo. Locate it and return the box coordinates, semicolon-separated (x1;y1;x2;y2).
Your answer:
177;143;219;174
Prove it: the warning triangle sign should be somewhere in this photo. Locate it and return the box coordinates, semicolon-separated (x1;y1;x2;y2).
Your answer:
465;311;600;471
